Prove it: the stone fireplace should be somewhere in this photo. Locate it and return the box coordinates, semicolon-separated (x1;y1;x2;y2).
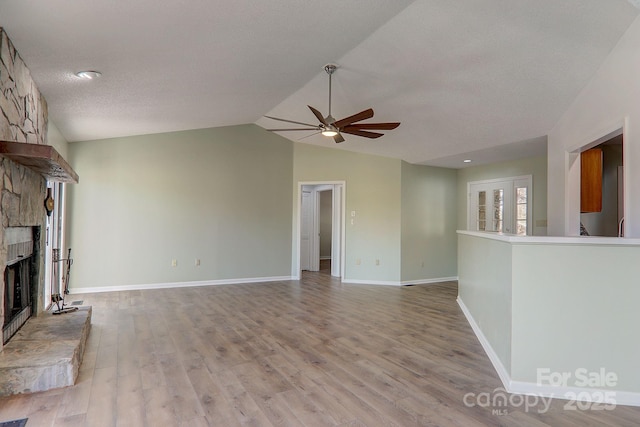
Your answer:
0;28;50;353
0;28;87;396
0;161;48;354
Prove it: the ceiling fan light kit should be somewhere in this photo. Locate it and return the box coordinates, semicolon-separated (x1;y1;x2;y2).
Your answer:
265;63;399;143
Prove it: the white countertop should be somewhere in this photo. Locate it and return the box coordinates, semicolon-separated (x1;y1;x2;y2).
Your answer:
457;230;640;246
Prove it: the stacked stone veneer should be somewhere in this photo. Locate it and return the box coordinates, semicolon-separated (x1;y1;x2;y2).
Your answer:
0;28;49;352
0;29;48;144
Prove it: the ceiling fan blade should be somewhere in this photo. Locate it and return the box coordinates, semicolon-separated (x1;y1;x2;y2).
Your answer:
333;108;374;129
333;133;345;143
344;122;400;131
266;128;320;131
341;128;384;139
264;115;319;128
308;105;328;126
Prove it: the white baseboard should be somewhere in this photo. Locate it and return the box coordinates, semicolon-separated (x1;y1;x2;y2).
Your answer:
342;276;458;287
401;276;458;286
457;296;512;388
341;279;402;286
508;379;640;407
69;276;294;294
457;296;640;407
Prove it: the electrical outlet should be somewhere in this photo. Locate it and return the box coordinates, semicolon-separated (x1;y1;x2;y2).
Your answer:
356;258;361;265
171;259;177;267
375;259;380;266
195;258;200;266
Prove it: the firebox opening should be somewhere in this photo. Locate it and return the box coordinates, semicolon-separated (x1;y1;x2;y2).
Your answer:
2;226;38;344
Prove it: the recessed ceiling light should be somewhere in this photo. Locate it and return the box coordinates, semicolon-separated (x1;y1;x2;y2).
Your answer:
463;159;472;163
75;70;102;80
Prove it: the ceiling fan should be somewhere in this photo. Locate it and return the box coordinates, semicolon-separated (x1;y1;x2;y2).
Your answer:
264;64;400;143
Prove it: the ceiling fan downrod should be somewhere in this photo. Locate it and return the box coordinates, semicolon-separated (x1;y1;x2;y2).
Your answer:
324;64;338;122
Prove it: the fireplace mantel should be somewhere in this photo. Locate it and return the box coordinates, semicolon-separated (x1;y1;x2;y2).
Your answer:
0;141;78;183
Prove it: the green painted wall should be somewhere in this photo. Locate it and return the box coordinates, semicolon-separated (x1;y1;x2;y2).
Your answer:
511;243;640;391
458;233;513;373
400;162;458;282
47;121;69;159
66;124;465;289
292;143;402;283
66;124;293;289
457;156;548;235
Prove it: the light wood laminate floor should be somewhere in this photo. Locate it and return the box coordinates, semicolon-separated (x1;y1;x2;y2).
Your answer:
1;273;639;426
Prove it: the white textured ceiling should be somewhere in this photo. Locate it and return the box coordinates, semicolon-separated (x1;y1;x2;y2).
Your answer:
1;0;638;168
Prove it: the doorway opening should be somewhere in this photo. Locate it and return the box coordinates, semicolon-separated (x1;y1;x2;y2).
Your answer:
565;119;628;237
579;134;624;237
295;182;345;279
318;189;333;274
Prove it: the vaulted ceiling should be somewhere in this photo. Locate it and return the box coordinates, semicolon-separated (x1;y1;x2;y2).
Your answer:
1;1;637;167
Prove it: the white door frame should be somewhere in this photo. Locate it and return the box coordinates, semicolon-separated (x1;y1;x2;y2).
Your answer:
43;182;66;309
330;184;343;277
294;181;346;279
